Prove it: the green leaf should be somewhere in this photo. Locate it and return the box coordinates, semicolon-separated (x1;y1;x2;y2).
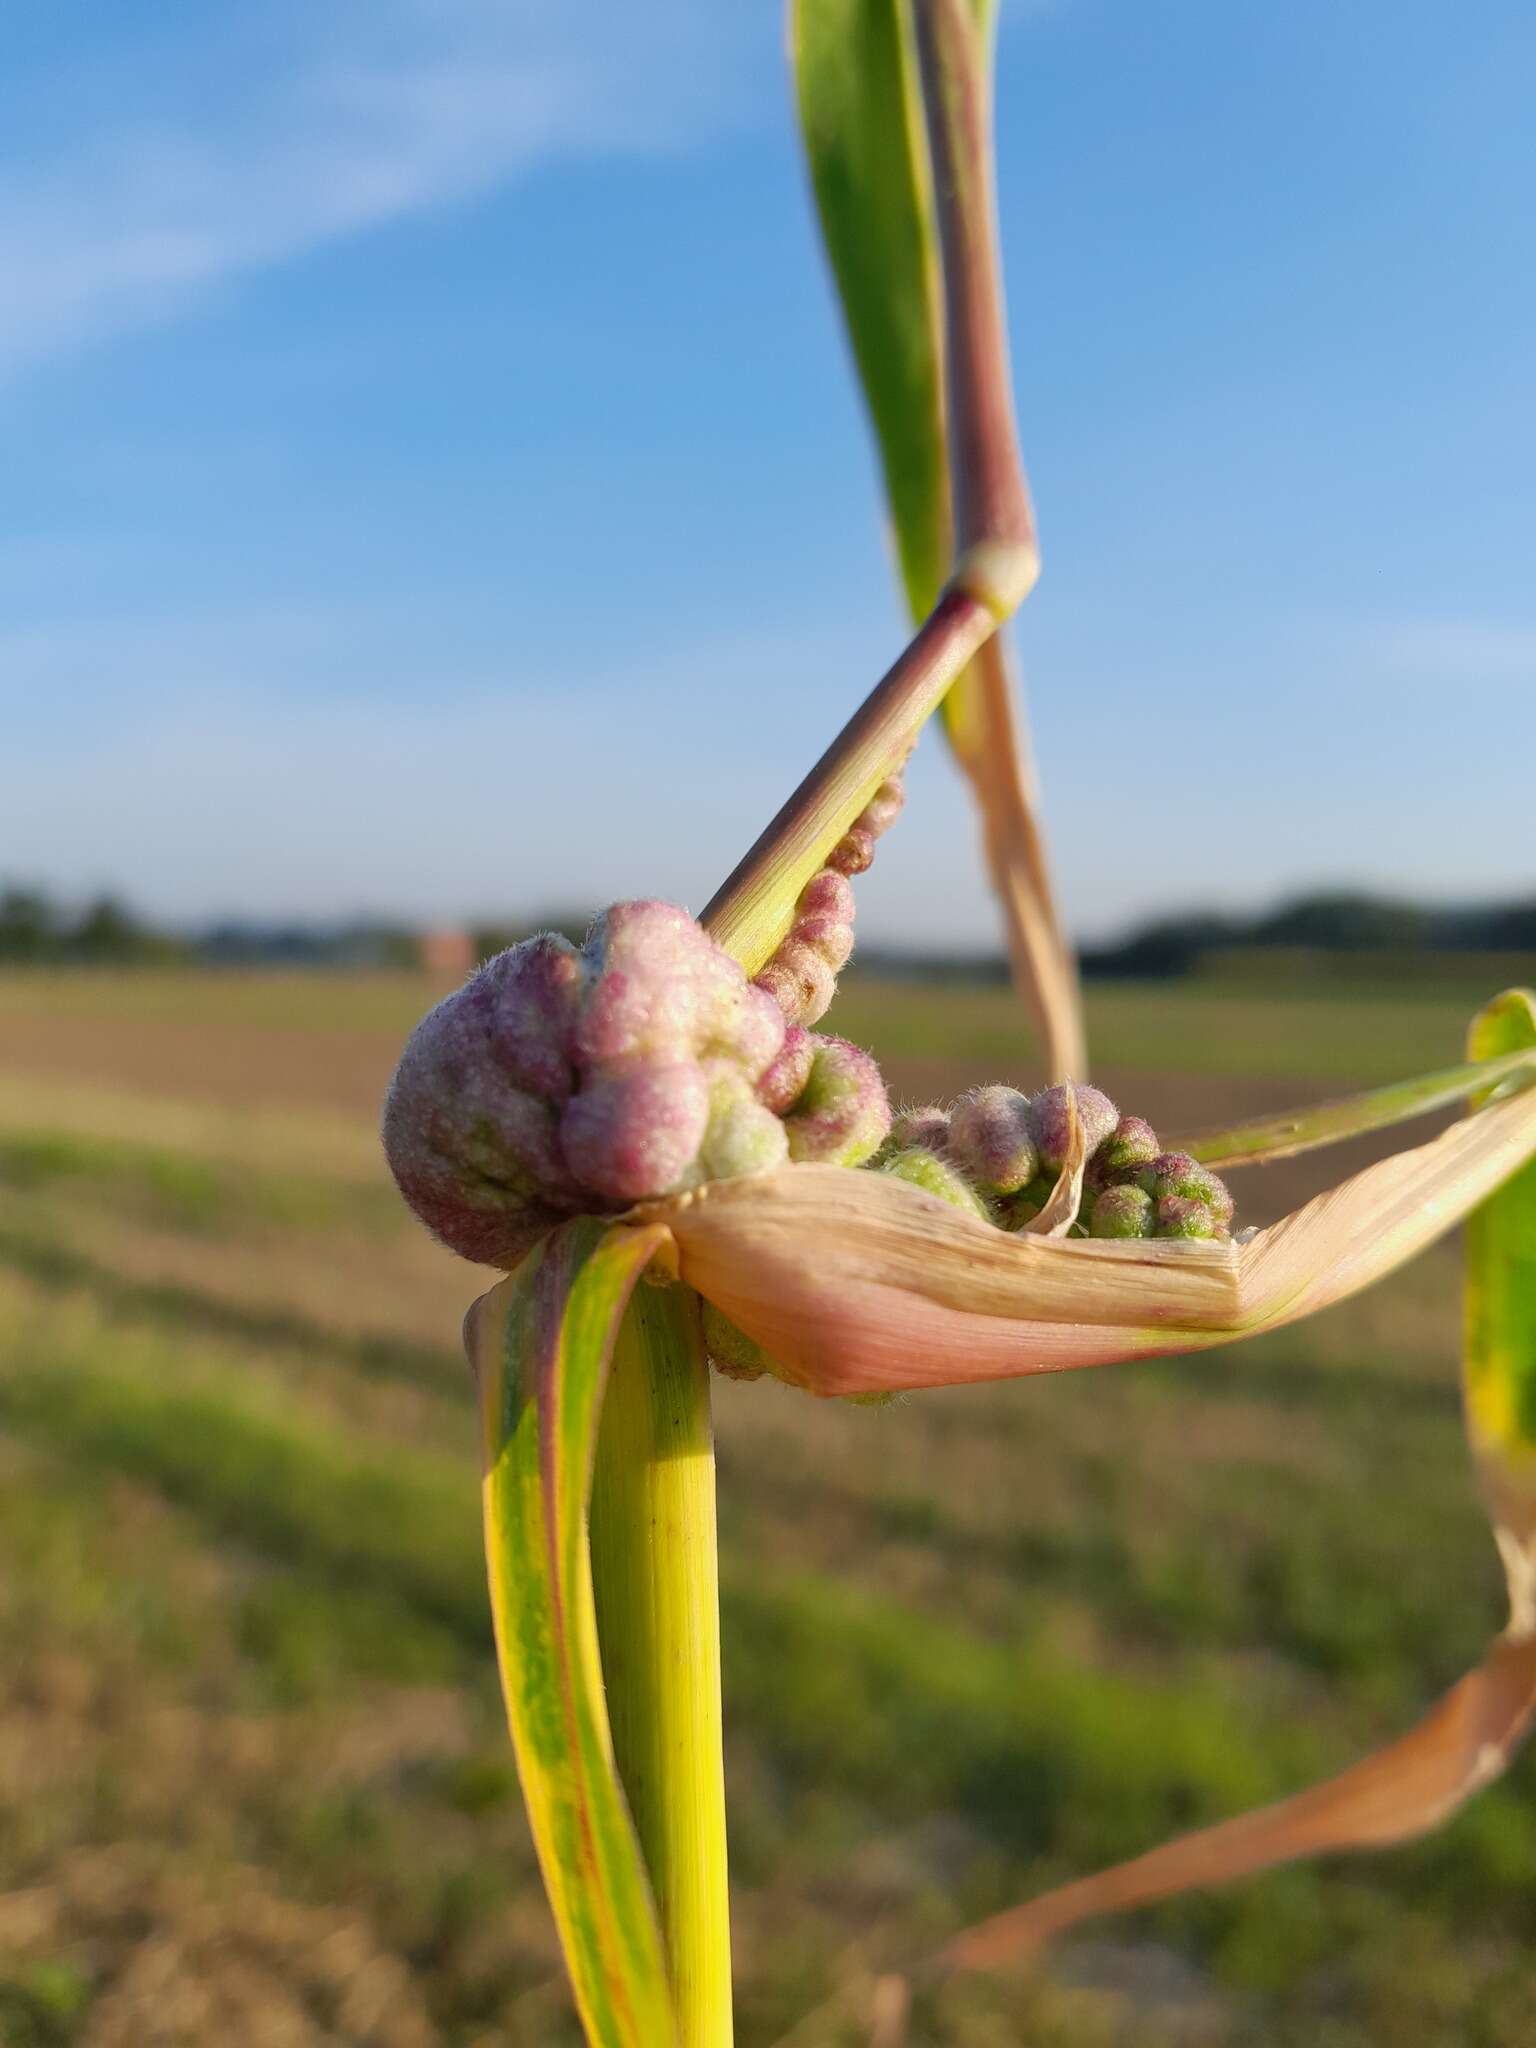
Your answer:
473;1219;679;2048
791;0;949;625
789;0;997;628
1174;1043;1536;1170
1466;990;1536;1497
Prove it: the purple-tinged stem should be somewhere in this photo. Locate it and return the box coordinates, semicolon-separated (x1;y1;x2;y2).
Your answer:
911;0;1085;1079
910;0;1036;583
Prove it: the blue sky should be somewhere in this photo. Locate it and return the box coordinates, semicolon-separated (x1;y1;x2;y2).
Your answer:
2;0;1532;947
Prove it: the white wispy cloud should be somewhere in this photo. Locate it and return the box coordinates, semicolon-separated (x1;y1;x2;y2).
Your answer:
1364;617;1536;682
0;1;770;380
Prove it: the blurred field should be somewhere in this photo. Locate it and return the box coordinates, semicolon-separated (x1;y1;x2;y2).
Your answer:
0;969;1530;2046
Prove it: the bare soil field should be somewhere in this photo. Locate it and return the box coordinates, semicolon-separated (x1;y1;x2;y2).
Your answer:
0;970;1525;2046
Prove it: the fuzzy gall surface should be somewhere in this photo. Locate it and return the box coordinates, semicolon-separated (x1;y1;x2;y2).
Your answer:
879;1144;993;1221
1027;1083;1120;1173
947;1085;1039;1194
384;902;792;1266
782;1036;891;1166
1086;1184;1155;1239
384;900;894;1269
863;1080;1235;1244
754;777;904;1028
886;1104;954;1155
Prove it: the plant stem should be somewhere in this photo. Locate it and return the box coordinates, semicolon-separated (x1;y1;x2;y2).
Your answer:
701;585;999;971
910;0;1035;571
912;0;1085;1080
703;0;1054;984
590;1280;733;2047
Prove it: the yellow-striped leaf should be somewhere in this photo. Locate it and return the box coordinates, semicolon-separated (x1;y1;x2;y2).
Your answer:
472;1219;679;2048
1466;989;1536;1532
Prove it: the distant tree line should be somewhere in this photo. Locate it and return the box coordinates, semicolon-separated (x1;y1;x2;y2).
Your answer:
854;889;1536;985
1079;890;1536;979
3;882;1532;978
0;887;191;965
0;885;425;968
0;884;596;970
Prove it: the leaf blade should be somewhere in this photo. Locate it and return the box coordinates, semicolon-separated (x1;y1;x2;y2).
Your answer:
474;1219;680;2048
1172;1044;1536;1170
1466;989;1536;1609
941;1634;1536;1971
1466;994;1536;1489
790;0;949;624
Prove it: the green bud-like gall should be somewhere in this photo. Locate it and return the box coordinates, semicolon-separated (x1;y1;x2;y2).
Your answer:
879;1144;993;1221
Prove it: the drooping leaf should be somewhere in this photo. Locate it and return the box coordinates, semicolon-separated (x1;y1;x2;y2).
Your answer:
950;639;1086;1080
940;1633;1536;1970
930;991;1536;1969
471;1219;679;2048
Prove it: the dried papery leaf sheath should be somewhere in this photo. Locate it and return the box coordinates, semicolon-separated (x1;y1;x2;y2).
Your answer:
944;1635;1536;1972
645;1081;1536;1397
1016;1085;1085;1238
945;636;1085;1080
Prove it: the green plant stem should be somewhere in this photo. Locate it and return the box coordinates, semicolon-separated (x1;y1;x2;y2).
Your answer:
590;1280;733;2047
704;0;1048;983
702;584;1000;971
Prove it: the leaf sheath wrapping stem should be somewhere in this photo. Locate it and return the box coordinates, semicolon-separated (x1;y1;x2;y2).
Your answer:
475;1221;682;2047
592;1281;734;2047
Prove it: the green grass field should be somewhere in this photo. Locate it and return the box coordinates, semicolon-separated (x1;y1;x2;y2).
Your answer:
0;970;1528;2046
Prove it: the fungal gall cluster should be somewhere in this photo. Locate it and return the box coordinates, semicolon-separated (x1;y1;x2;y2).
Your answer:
752;777;904;1027
383;900;893;1268
879;1080;1235;1240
